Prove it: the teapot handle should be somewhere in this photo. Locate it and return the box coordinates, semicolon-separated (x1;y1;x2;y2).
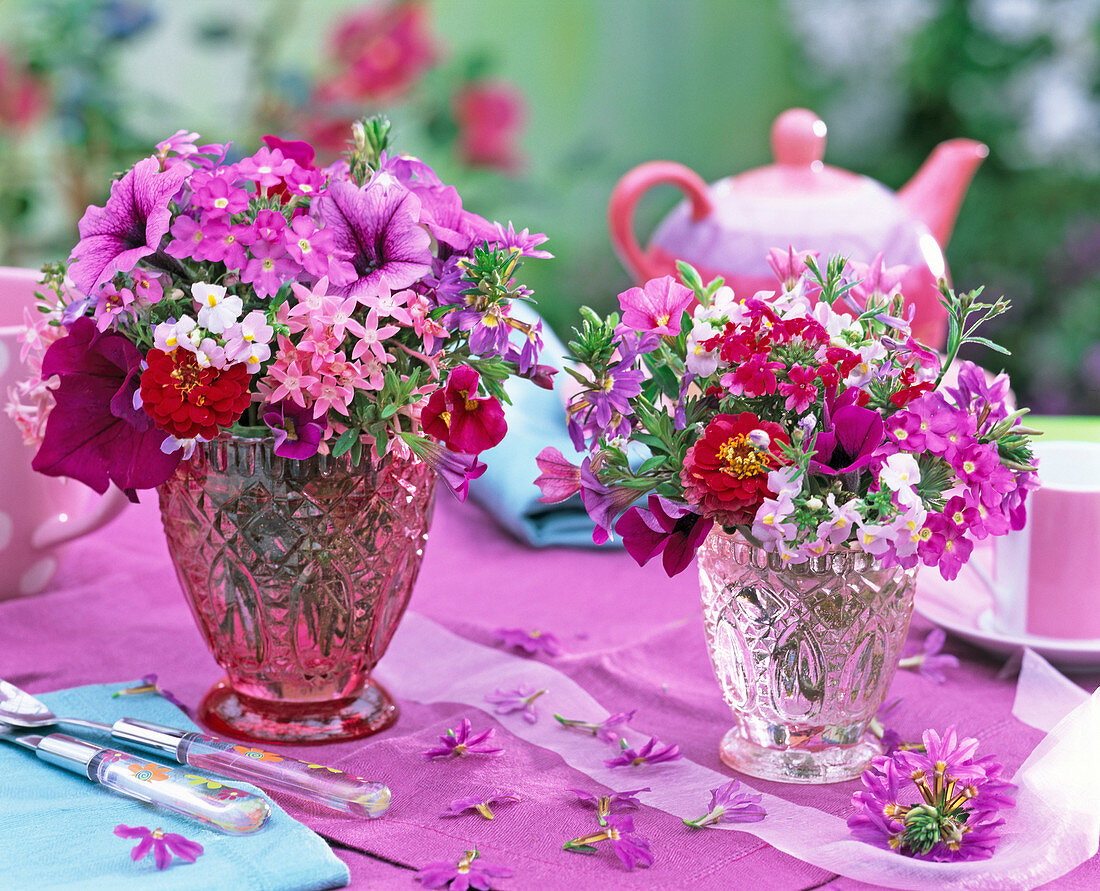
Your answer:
30;485;130;550
608;161;712;281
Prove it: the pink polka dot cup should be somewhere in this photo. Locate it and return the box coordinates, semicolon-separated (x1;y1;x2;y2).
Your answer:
1;267;128;599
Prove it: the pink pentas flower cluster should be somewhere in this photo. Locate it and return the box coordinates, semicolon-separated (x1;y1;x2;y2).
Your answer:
541;250;1037;582
15;118;550;503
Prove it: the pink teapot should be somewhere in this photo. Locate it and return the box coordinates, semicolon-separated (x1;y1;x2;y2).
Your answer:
608;108;987;347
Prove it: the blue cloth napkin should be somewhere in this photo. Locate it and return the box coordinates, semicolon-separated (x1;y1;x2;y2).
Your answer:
0;681;349;891
469;305;620;549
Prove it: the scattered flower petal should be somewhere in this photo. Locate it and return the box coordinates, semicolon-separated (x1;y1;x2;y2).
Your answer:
441;793;519;820
113;825;203;870
604;736;682;769
554;710;636;746
683;780;767;828
568;787;650;823
563;814;654;870
484;686;546;724
416;849;513;889
421;718;503;760
899;628;960;683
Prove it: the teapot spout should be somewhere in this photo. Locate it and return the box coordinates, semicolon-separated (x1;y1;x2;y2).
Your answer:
897;139;988;248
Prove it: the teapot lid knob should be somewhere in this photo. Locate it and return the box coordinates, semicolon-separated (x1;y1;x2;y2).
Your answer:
771;108;827;167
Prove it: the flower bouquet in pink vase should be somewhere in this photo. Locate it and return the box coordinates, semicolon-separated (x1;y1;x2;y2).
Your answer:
537;250;1037;783
18;115;551;743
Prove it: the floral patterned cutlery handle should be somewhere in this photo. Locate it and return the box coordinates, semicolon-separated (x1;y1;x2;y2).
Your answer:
110;719;391;817
32;733;269;834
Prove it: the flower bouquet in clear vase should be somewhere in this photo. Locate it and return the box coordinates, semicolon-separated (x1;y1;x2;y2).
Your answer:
537;250;1037;782
17;116;552;742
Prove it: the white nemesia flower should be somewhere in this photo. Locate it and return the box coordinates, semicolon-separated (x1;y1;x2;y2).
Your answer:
880;453;922;491
153;316;198;352
193;282;243;334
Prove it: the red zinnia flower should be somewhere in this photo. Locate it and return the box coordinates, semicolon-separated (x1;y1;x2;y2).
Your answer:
680;412;789;525
140;349;252;440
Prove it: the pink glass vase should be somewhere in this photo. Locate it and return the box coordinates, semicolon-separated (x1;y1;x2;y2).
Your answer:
158;436;436;744
698;529;916;783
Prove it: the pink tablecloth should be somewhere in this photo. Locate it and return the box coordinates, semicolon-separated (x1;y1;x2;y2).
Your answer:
1;493;1097;889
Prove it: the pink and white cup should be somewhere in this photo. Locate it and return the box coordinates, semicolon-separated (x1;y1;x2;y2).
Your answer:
1;266;128;599
990;440;1100;640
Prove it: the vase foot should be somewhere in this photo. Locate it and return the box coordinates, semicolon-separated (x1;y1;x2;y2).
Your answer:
198;677;399;745
718;727;880;784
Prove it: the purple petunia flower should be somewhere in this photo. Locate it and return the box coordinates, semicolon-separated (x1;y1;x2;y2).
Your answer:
316;177;433;302
416;849;513;890
604;736;682;769
563;814;654;870
568;786;650;823
262;400;324;460
421;718;503;760
848;725;1016;861
899;628;960;683
683;779;767;828
614;495;713;577
484;686;546;724
493;627;562;657
113;825;203;870
441;793;519;820
554;710;636;746
68;157;189;294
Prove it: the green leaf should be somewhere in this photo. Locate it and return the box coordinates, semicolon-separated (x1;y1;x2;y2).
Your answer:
965;336;1010;355
380;402;401;419
331;427;360;458
637;455;668;474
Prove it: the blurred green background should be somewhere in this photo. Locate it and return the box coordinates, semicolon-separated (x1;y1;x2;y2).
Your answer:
1;0;1098;414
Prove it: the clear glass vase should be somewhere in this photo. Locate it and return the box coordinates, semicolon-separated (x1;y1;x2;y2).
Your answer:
698;528;916;783
158;436;436;744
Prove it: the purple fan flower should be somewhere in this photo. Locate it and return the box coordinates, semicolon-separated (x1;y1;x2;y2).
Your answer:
568;786;650;823
113;825;203;870
69;157;189;294
421;718;503;760
484;686;546;724
112;673;191;717
441;793;519;820
416;849;513;890
533;446;582;503
848;725;1016;861
262;401;324;459
32;317;180;500
604;736;682;769
493;627;562;657
563;814;654;870
683;780;767;828
316;177;433;301
489;221;553;259
615;495;713;577
899;628;960;683
555;709;636;746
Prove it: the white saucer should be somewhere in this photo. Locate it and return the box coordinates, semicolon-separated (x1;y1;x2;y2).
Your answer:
914;555;1100;672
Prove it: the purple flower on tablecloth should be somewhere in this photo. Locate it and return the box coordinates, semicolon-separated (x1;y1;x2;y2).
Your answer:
111;673;191;717
898;628;960;683
554;709;636;746
563;814;654;870
421;718;503;760
867;697;920;756
848;725;1016;861
604;736;682;769
441;793;520;820
484;686;546;724
568;787;650;824
113;825;203;870
493;627;562;657
416;849;513;890
683;779;767;828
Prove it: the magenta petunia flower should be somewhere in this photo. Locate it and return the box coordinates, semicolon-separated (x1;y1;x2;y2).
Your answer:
604;736;682;769
68;157;189;294
493;627;562;657
807;401;885;475
421;718;503;760
415;849;513;891
533;446;582;503
554;709;636;745
618;275;694;337
614;495;712;577
848;725;1016;861
484;686;546;724
32;317;180;500
420;365;507;455
683;779;767;828
262;400;325;459
113;825;203;870
441;792;519;820
563;813;654;870
316;177;433;302
899;628;959;684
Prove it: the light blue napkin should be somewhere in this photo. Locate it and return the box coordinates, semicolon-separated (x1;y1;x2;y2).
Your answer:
0;682;349;891
470;305;621;549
